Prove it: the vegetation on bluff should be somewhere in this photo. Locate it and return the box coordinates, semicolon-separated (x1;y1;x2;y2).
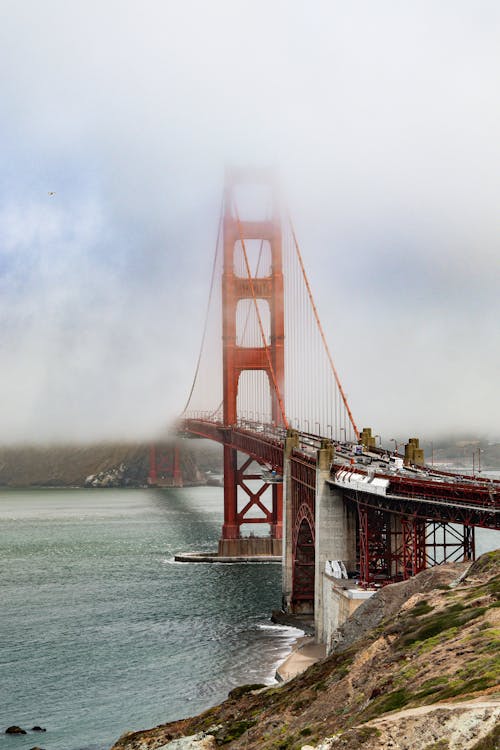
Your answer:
112;551;500;750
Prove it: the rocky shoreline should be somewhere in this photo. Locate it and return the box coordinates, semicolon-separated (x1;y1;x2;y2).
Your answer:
110;551;500;750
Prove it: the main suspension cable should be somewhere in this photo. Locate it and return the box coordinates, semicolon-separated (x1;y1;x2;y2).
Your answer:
288;214;360;439
181;203;223;415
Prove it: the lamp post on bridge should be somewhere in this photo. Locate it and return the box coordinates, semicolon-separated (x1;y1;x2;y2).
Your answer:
315;421;320;436
304;419;310;433
340;427;346;444
327;424;333;440
471;447;482;477
390;438;399;454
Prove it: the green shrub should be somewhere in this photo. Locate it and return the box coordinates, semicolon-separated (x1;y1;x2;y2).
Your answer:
411;601;435;616
435;675;497;700
400;605;487;647
421;676;449;689
216;719;257;744
227;683;266;699
365;688;410;718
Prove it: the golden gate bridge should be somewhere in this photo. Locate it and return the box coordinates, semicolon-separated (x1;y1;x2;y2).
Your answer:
150;167;499;617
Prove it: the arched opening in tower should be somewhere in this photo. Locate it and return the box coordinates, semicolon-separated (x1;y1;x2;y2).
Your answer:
292;516;315;613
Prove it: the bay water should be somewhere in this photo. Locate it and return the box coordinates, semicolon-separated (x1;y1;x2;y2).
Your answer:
1;485;498;750
0;487;298;750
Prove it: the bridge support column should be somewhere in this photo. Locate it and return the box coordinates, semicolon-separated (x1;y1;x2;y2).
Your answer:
221;445;239;540
270;483;283;540
314;441;357;644
148;443;184;488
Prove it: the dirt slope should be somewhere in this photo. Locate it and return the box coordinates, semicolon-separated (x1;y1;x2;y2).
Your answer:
111;551;500;750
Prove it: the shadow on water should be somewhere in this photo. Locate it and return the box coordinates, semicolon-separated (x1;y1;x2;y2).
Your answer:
0;487;287;750
148;486;224;553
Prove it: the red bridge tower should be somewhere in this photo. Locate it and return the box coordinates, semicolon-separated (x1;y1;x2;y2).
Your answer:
219;168;285;556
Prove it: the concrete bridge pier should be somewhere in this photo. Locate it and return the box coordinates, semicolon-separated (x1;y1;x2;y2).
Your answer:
282;436;362;638
314;442;358;643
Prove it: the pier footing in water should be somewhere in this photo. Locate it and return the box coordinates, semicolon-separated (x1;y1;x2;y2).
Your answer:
175;537;282;563
174;551;281;563
218;537;282;557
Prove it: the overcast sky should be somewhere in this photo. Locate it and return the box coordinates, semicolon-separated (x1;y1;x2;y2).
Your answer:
0;1;499;444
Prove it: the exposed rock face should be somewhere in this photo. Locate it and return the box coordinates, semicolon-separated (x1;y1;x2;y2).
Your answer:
364;701;500;750
313;701;500;749
5;727;27;735
110;550;500;750
157;733;217;749
85;462;128;487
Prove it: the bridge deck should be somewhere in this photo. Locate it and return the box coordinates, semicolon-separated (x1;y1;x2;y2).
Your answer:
331;443;499;526
180;418;499;529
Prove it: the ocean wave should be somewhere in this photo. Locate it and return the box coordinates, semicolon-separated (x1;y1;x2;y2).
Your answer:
256;623;305;637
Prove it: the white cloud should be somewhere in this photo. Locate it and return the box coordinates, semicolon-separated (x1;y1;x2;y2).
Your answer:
0;1;499;442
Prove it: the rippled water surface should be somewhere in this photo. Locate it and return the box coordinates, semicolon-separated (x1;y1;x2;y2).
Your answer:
0;488;296;750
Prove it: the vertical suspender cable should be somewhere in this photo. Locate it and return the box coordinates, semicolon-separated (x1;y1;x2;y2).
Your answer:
287;215;359;440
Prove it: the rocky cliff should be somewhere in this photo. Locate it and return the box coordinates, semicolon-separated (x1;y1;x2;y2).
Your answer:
111;551;500;750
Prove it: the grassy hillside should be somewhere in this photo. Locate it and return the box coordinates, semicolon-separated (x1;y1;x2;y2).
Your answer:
111;552;500;750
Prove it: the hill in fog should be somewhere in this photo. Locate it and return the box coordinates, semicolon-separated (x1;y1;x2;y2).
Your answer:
0;440;222;487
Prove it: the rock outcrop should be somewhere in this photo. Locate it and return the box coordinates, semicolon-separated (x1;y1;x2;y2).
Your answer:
5;727;26;735
85;462;128;487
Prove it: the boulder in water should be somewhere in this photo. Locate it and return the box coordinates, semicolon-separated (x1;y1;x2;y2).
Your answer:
5;727;27;735
31;727;46;733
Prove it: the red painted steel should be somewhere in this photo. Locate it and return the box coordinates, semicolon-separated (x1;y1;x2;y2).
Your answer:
172;445;183;488
290;452;316;608
400;517;426;579
176;180;500;587
221;168;285;541
342;486;499;530
182;414;498;584
148;444;157;485
357;504;392;583
357;503;478;584
148;443;184;488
